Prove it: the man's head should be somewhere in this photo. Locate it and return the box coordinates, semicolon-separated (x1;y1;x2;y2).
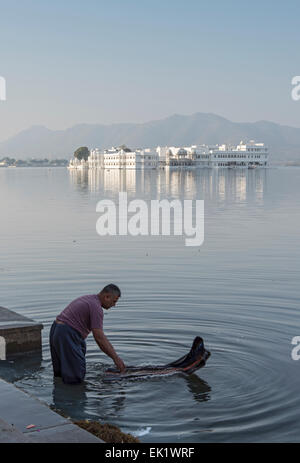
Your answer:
99;284;121;309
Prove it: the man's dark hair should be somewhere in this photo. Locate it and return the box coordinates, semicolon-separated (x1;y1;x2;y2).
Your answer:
100;284;121;297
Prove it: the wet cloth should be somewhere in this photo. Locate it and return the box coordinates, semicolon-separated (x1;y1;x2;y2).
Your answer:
56;294;103;339
50;321;87;384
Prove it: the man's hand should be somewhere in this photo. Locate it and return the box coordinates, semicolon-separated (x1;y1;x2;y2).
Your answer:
114;356;126;373
92;329;126;372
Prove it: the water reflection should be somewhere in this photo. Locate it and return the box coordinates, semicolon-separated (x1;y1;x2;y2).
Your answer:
69;168;267;204
184;374;211;403
0;352;43;383
69;169;89;192
51;375;127;420
51;378;89;418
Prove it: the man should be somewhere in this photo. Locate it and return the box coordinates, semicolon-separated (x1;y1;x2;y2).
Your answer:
50;284;125;384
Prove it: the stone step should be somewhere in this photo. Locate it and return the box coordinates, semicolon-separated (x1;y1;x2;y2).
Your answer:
0;306;43;359
0;378;103;443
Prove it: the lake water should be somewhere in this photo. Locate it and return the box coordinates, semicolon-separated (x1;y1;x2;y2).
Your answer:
0;166;299;443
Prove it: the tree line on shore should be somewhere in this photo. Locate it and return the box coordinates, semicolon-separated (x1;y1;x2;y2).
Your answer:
0;157;68;167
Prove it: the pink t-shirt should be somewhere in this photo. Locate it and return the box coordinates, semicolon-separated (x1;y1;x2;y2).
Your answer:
57;294;103;339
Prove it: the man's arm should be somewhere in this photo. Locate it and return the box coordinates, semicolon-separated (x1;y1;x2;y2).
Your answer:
92;328;126;372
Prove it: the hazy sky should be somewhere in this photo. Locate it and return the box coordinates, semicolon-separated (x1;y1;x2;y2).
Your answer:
0;0;299;141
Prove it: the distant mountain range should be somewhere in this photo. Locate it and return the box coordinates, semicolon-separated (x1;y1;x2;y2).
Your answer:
0;112;300;161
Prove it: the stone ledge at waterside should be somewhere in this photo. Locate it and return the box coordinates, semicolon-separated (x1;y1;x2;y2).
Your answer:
0;306;43;359
0;377;104;443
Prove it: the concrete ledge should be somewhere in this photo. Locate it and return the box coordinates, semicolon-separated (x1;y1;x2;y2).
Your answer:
0;378;103;443
0;418;31;443
0;307;43;358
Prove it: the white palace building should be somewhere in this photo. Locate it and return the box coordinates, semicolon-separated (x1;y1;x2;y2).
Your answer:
68;141;269;170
